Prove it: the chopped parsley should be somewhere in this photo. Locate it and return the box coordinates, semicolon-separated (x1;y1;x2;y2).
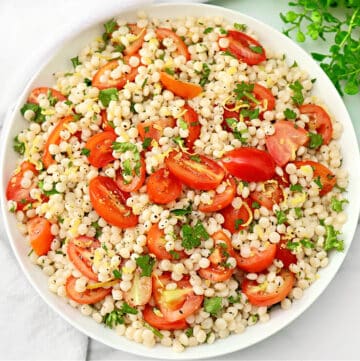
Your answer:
103;302;138;328
240;107;260;120
112;142;141;176
249;45;263;54
289;80;304;105
112;269;122;279
91;221;102;238
136;254;155;277
286;241;300;251
84;78;92;86
113;44;125;53
169;250;180;260
38;180;60;196
228;294;241;304
204;27;214;34
197;63;211;87
234;23;247;31
20;103;45;123
141;77;148;89
71;56;81;68
275;210;287;225
189;154;201;163
164;67;175;75
308;132;323;149
295;207;303;218
300;238;315;248
221;50;237;58
47;90;58;106
234;82;259;104
284;108;297;119
13;136;25;155
172;136;185;149
234;219;244;230
178;118;188;130
99;88;119;107
219;28;228;35
104;18;117;35
144;322;163;339
290;184;303;192
330;197;348;213
142;137;152;150
324;225;344;252
122;159;132;177
251;201;260;209
181;221;209;250
81;148;90;156
185;328;193;337
314;176;323;189
170;204;193;216
204;297;222;315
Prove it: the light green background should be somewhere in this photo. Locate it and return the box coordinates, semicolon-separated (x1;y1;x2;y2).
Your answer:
209;0;360;144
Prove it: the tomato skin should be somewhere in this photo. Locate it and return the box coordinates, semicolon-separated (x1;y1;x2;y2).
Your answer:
124;271;152;307
147;168;182;204
221;147;276;182
28;87;66;104
265;120;308;167
166;151;225;191
235;243;276;273
85;131;116;168
293;160;336;196
125;24;146;56
276;239;297;269
89;176;138;228
116;157;146;193
242;270;295;307
221;202;252;233
199;176;236;213
66;276;112;305
156;28;190;60
253;83;275;112
299;104;333;145
222;31;266;65
137;117;176;143
143;306;188;330
182;104;201;150
100;110;115;132
28;217;54;256
43;115;75;168
6;161;38;211
67;237;99;281
159;72;202;99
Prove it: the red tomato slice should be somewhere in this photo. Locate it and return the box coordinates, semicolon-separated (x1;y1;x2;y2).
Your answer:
6;161;39;211
92;57;139;90
66;276;112;304
153;273;203;322
124;271;152;307
100;109;115;132
299;104;333;145
160;72;202;99
222;104;240;131
166;151;225;191
235;243;276;273
253;83;275;112
116;157;146;193
85;131;116;168
221;31;266;65
250;177;285;211
125;24;146;56
199;176;236;212
28;87;66;104
198;231;236;282
275;239;297;269
146;168;182;204
156;27;190;60
293;160;336;196
265;120;308;167
182;104;201;150
28;216;54;256
67;237;99;281
143;306;188;330
43;115;75;168
221;202;253;233
242;270;295;307
221;147;276;182
137;117;176;143
147;224;187;261
89;176;138;228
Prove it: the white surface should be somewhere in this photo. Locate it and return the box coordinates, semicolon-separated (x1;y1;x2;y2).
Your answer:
0;1;359;360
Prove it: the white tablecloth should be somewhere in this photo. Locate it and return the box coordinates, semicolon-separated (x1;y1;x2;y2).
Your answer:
1;1;359;360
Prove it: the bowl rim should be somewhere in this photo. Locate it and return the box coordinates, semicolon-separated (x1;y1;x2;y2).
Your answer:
1;2;359;359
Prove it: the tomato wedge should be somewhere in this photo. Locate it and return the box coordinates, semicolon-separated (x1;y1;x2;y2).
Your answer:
125;24;146;56
221;201;253;233
253;83;275;112
160;72;202;99
265;120;308;167
28;87;66;104
153;273;203;322
156;27;190;60
199;176;236;213
250;177;286;210
89;176;138;228
67;237;99;281
143;306;188;330
85;131;116;168
166;151;225;191
43;115;74;168
147;168;182;204
299;104;333;145
221;147;276;182
275;239;297;269
182;104;201;150
198;231;236;282
28;216;54;256
235;243;276;273
137;117;176;143
221;31;266;65
66;276;112;304
147;224;186;260
293;160;336;196
242;270;295;307
124;271;152;307
116;157;146;193
100;109;115;133
6;161;39;211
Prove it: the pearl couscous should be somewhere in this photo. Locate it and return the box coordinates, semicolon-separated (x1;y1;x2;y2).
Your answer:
6;12;348;352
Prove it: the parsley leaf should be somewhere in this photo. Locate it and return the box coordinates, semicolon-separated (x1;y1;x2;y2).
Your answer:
112;142;141;176
91;221;102;238
20;103;45;123
185;328;193;337
81;148;90;156
234;219;244;230
144;322;163;339
290;184;303;192
289;80;304;105
284;108;297;119
204;297;222;315
113;269;122;279
114;44;125;53
286;241;300;251
189;154;201;162
164;67;175;75
84;78;92;86
136;254;155;277
249;45;263;54
198;63;211;87
103;302;138;328
181;221;209;250
142;137;152;150
169;250;180;260
120;302;138;315
240;107;260;120
170;204;193;216
314;176;323;189
13;136;25;155
275;210;287;225
99;88;119;107
330;197;348;213
204;27;214;34
308;132;323;149
234;23;247;31
251;201;260;209
104;18;117;34
300;238;315;248
38;180;60;196
221;50;237;58
228;294;241;304
219;28;228;35
295;207;303;218
324;225;344;252
71;56;81;68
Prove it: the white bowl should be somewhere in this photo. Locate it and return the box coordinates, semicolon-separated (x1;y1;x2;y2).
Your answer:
1;2;359;359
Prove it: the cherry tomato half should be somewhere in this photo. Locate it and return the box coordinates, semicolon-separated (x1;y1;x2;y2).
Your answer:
85;131;116;168
143;306;188;330
253;83;275;112
116;157;146;193
28;216;54;256
125;24;146;56
160;72;202;99
28;87;66;104
166;151;225;191
137;117;176;144
221;147;276;182
275;239;297;269
182;104;201;150
89;176;138;228
242;270;295;307
221;201;253;233
156;28;190;60
250;177;285;211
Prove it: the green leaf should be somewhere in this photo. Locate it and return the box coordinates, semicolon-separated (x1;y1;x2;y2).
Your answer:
324;225;344;252
104;18;117;34
234;219;244;230
234;23;247;31
13;136;25;155
219;28;228;35
311;52;327;61
164;67;175;75
141;77;148;89
179;118;188;130
300;238;315;248
198;63;211;87
91;221;102;238
144;322;163;339
84;78;92;86
314;176;323;189
286;241;300;251
308;132;324;149
204;297;222;315
136;255;155;277
240;108;260;120
120;302;138;315
122;159;132;177
330;197;348;212
81;148;90;156
170;204;193;216
296;31;306;42
249;45;263;54
275;210;287;225
113;269;122;279
344;80;359;95
181;221;209;250
38;180;60;196
71;56;81;68
285;10;299;22
290;184;303;192
221;50;237;58
204;27;214;34
228;294;241;303
189;154;201;162
284;108;297;119
185;328;193;337
142;137;152;150
169;250;180;260
289;81;304;105
112;142;141;176
114;44;125;53
251;201;260;209
20;103;45;123
99;88;119;107
295;207;303;218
